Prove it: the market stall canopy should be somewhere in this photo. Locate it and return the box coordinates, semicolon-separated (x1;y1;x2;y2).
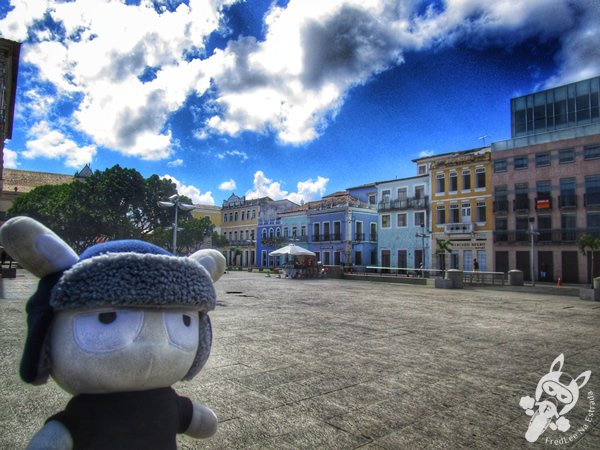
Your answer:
269;244;316;256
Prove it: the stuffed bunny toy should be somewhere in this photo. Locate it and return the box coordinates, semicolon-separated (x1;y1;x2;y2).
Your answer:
0;216;226;450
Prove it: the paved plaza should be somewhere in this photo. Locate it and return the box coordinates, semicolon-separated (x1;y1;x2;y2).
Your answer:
1;270;600;449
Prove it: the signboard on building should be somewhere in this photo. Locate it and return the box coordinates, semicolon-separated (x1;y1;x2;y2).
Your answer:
536;198;551;209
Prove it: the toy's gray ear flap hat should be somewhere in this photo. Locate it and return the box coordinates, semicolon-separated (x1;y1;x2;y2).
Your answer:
0;216;226;384
0;217;78;384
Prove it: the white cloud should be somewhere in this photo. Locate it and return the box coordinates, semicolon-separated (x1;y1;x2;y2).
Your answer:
418;150;434;158
1;0;598;158
215;149;249;161
167;158;184;167
161;174;215;205
22;121;96;169
3;148;20;168
245;170;328;203
219;178;237;190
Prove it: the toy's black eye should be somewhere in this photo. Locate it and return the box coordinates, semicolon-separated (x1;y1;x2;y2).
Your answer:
98;312;117;324
182;314;191;327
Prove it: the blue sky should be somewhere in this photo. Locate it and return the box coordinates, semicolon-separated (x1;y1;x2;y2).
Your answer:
1;0;599;205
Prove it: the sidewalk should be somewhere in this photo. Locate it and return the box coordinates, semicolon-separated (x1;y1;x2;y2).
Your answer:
1;270;599;448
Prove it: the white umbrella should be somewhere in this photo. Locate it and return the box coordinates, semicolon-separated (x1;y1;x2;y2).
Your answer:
269;244;315;256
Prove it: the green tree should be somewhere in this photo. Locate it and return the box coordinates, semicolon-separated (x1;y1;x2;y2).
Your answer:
7;165;193;253
578;233;600;287
436;238;453;274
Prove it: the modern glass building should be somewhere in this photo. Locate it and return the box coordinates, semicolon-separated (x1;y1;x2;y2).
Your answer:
511;75;600;138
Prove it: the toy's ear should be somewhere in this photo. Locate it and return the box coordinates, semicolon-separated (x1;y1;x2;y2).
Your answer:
188;249;226;282
550;354;564;374
0;216;78;278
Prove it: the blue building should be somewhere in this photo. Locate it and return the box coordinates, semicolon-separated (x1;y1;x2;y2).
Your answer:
306;192;378;267
256;218;284;268
375;174;431;270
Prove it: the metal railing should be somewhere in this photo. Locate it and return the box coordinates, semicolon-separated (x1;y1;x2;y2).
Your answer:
494;228;600;243
445;223;473;234
378;196;429;212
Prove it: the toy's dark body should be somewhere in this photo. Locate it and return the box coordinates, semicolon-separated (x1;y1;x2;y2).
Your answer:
48;388;192;450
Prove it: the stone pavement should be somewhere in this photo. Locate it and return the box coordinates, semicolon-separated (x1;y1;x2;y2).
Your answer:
1;270;600;449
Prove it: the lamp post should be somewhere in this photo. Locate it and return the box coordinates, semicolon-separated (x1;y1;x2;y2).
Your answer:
416;223;430;273
527;217;540;287
157;194;195;254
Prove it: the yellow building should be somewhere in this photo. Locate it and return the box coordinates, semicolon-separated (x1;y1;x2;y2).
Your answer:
191;204;222;232
414;147;493;272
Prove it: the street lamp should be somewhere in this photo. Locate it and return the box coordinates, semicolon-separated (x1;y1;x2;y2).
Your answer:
157;194;195;254
416;223;431;273
527;217;540;287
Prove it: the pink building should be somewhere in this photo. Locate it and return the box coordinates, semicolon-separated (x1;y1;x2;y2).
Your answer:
491;76;600;283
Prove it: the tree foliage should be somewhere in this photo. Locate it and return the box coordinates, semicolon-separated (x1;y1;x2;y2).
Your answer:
7;165;212;254
578;233;600;287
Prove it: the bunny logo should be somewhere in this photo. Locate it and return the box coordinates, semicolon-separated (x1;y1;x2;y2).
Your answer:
520;354;591;443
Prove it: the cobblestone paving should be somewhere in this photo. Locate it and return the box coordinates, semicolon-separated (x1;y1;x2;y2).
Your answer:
1;270;600;449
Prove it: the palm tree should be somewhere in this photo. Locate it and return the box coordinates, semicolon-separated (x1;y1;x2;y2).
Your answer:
436;238;453;276
578;234;600;287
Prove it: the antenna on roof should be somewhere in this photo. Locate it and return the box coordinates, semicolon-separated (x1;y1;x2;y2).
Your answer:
478;135;489;146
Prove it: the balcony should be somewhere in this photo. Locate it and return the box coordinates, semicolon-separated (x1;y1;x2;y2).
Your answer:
584;192;600;207
559;194;577;209
513;196;530;212
493;199;509;213
445;223;473;234
494;228;596;244
378;196;429;212
355;233;365;241
311;233;342;243
369;233;377;241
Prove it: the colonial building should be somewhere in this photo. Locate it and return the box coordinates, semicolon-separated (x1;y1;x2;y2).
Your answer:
491;75;600;283
0;165;92;223
374;174;430;271
305;191;378;267
414;147;494;272
220;194;297;267
0;38;21;194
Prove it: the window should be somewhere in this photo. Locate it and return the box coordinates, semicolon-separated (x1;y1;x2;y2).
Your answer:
475;167;486;189
449;172;458;192
585;175;600;206
515;217;529;241
559;148;575;164
436;173;445;194
538;215;552;241
229;213;233;222
495;217;508;242
450;204;459;223
381;190;391;203
515;183;529;211
561;214;577;241
283;227;288;238
250;230;254;240
368;194;376;205
223;214;228;223
418;164;427;175
493;160;507;173
436;205;445;225
382;215;391;228
494;185;508;212
536;152;551;167
560;178;577;208
275;228;281;237
252;210;256;219
234;212;238;221
414;185;424;200
476;201;486;222
587;213;600;233
301;225;306;237
514;156;528;170
397;213;407;227
355;251;362;265
414;211;425;227
462;169;471;190
241;211;245;221
537;180;552;197
584;145;600;160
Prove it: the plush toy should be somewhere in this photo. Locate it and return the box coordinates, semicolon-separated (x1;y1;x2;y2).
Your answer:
0;216;225;450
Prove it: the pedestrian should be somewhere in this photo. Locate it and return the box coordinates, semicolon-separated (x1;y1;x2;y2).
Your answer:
473;258;479;272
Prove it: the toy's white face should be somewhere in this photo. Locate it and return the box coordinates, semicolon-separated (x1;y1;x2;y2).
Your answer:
50;308;200;395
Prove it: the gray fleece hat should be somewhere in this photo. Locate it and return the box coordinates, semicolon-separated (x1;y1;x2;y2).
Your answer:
27;239;216;383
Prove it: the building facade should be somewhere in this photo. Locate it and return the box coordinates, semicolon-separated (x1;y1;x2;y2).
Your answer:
491;75;600;283
220;194;297;267
375;175;430;270
414;148;494;272
0;38;21;195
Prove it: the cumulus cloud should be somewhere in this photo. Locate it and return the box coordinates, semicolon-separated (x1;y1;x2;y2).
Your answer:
161;174;215;205
219;178;237;190
418;150;435;158
216;150;248;161
3;148;20;168
22;121;96;168
245;170;329;203
1;0;598;160
167;158;184;167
